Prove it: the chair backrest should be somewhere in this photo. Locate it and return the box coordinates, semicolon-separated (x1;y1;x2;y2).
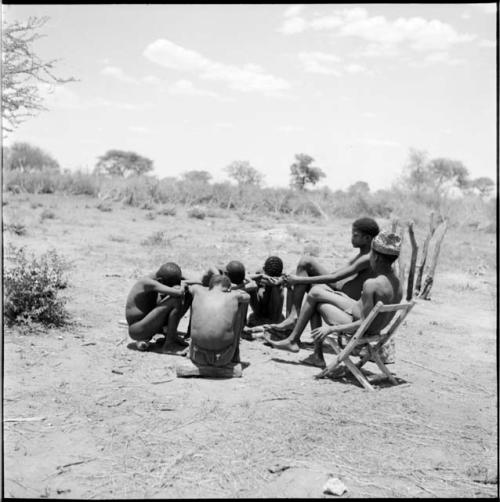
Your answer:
376;300;416;345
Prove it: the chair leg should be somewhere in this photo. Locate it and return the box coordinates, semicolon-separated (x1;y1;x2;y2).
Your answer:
343;357;374;391
371;350;398;386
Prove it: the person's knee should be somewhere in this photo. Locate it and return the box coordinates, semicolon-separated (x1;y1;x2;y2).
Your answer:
128;324;151;342
309;284;326;300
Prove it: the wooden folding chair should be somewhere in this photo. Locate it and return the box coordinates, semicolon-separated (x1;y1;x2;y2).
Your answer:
316;300;416;391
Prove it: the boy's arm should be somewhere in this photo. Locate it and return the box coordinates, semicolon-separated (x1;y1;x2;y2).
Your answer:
286;255;370;286
144;278;184;297
236;290;250;304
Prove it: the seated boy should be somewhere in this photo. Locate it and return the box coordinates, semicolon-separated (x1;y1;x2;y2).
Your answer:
177;274;250;378
202;260;257;293
268;217;380;333
264;232;402;367
125;262;190;353
247;255;285;327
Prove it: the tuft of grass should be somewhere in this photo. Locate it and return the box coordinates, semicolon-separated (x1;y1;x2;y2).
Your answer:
109;235;128;243
97;201;112;212
141;230;171;246
158;204;177;216
145;211;156;220
5;222;27;236
40;208;56;221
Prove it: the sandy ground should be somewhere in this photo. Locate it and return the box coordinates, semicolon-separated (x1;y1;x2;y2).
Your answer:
3;193;498;498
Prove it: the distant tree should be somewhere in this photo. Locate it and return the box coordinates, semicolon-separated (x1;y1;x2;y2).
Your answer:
2;16;76;136
224;160;264;187
427;158;470;191
289;153;326;190
94;150;154;177
469;176;495;197
181;170;212;184
347;180;370;196
402;148;430;198
3;141;60;171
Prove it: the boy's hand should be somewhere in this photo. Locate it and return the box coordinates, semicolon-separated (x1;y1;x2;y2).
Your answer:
260;275;282;287
283;274;301;286
311;325;335;342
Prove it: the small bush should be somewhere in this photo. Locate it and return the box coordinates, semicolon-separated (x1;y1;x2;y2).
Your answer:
188;206;206;219
158;204;177;216
40;209;56;221
5;222;27;235
141;231;170;246
31;202;43;209
145;211;156;220
4;245;71;327
109;235;128;243
97;201;112;212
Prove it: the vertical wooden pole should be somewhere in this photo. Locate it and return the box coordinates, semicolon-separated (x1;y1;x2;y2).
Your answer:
406;221;418;301
419;219;448;300
415;211;436;293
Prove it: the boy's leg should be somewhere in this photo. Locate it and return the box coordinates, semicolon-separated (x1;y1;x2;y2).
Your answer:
300;310;327;368
128;300;179;343
270;256;331;331
264;284;352;353
162;298;190;351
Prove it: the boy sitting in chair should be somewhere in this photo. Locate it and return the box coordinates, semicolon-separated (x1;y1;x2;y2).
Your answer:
264;231;402;369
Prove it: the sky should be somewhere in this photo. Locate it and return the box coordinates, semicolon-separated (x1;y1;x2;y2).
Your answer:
3;3;497;191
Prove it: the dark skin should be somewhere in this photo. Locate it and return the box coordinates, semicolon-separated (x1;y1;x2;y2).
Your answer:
247;270;285;326
125;274;189;351
189;283;250;352
264;250;402;365
267;226;376;332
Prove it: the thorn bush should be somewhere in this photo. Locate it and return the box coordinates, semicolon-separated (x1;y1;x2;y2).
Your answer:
4;245;71;327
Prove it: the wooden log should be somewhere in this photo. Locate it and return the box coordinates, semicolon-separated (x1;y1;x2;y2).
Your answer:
415;211;437;293
406;221;418;301
418;219;448;300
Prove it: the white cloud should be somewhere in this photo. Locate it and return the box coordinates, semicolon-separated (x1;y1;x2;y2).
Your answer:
101;66;138;84
279;16;307;34
129;126;150;134
362;112;376;118
284;5;304;18
424;51;465;65
277;124;305;133
345;63;368;73
360;138;401;148
478;39;496;48
279;7;477;52
298;51;342;75
169;79;226;99
214;121;233;129
144;39;291;95
480;4;497;14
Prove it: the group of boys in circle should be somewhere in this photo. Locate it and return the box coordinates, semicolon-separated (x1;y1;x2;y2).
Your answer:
125;217;402;377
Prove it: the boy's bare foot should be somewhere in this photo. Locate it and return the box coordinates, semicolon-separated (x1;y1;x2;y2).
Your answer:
162;339;189;355
266;316;297;332
299;353;326;368
135;341;151;351
263;334;300;353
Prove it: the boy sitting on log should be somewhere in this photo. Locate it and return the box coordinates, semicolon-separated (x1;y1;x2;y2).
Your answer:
176;274;250;378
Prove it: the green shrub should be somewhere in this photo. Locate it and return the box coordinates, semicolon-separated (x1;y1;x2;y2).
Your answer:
97;201;112;212
4;245;71;327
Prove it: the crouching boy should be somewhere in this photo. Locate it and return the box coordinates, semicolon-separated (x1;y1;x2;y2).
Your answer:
176;275;250;378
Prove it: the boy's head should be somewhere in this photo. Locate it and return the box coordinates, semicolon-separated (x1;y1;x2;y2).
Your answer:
370;231;401;266
209;274;231;291
224;260;245;285
351;217;380;248
263;256;283;277
155;262;182;286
